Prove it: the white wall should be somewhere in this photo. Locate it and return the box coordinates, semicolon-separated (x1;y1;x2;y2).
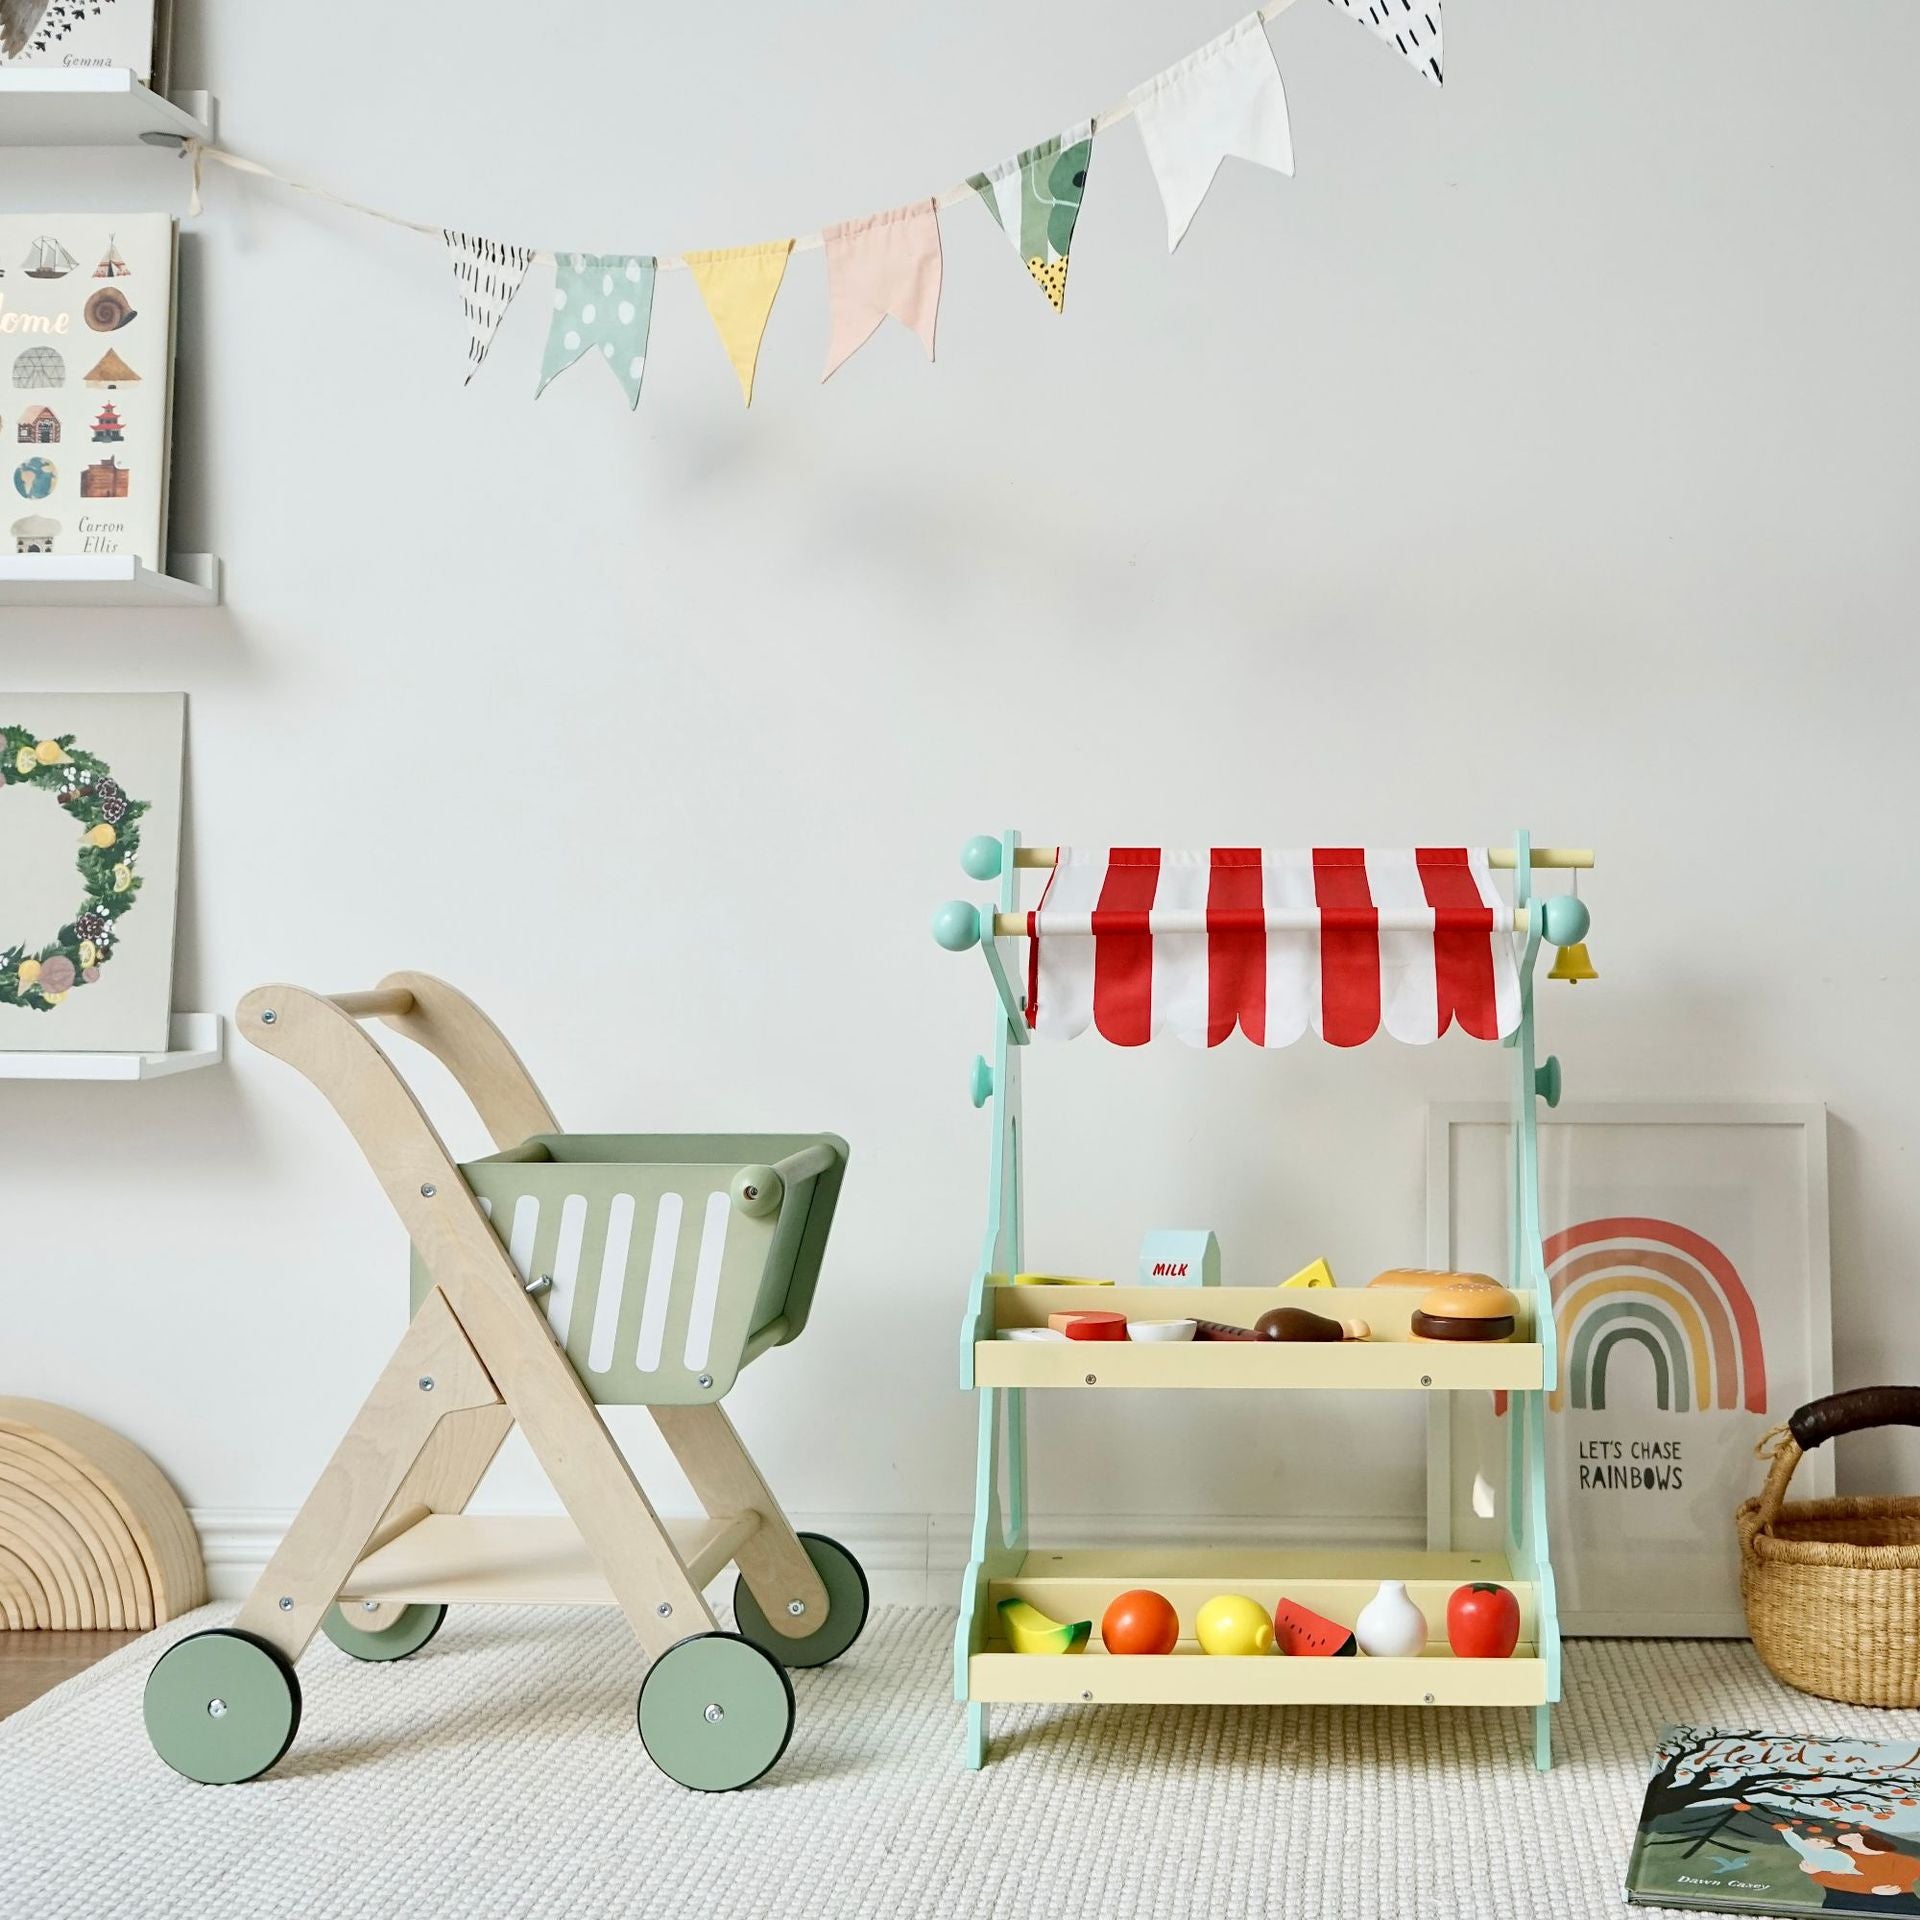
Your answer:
6;1;1920;1575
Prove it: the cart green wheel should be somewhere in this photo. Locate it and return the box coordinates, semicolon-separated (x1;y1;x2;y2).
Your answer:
635;1631;796;1792
320;1600;447;1662
732;1532;870;1669
144;1629;302;1785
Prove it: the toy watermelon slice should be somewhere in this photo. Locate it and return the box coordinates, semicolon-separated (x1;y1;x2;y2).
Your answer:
1274;1599;1357;1657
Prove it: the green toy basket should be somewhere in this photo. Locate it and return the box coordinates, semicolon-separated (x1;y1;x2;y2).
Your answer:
409;1132;849;1407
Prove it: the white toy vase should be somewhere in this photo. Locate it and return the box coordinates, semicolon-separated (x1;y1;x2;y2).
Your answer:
1354;1579;1429;1658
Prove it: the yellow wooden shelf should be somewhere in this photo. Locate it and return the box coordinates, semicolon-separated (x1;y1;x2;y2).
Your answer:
970;1544;1544;1708
339;1512;759;1608
977;1285;1542;1391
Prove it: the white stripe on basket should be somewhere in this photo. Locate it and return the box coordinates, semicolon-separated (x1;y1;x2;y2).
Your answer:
545;1194;588;1345
586;1193;635;1374
683;1191;730;1373
637;1192;683;1372
506;1194;540;1282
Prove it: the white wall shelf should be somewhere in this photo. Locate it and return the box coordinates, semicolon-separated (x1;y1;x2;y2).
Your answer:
0;71;212;147
0;553;221;608
0;1013;222;1082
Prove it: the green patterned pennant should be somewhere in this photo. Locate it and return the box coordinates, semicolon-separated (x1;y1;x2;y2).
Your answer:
968;121;1093;313
537;253;657;408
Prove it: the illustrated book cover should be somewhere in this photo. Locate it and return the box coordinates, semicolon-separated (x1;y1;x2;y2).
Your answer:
0;1;165;84
1628;1726;1920;1914
3;212;176;573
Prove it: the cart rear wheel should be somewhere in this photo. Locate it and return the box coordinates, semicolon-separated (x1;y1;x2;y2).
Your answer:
321;1600;447;1662
732;1531;870;1669
144;1629;302;1785
635;1631;795;1791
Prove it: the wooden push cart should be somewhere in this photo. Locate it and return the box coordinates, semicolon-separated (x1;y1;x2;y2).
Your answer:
932;834;1595;1770
143;973;865;1792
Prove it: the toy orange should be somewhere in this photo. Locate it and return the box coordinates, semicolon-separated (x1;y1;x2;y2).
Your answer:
1101;1588;1179;1655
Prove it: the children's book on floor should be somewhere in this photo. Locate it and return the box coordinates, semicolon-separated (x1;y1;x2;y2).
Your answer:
1628;1726;1920;1915
3;213;177;573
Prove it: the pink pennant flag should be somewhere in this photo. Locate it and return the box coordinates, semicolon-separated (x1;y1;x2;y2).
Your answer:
821;199;942;381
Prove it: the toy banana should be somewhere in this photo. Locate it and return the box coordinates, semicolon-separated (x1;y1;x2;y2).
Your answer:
998;1596;1091;1655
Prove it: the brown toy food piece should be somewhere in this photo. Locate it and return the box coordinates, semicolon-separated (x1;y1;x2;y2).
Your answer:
1410;1280;1518;1343
1193;1319;1260;1342
1253;1307;1370;1343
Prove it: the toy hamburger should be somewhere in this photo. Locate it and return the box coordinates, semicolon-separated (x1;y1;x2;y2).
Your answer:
1410;1277;1518;1343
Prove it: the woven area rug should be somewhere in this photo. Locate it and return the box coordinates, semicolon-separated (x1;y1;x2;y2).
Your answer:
4;1606;1913;1918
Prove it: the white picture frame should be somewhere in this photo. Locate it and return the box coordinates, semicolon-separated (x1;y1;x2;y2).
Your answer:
1427;1102;1833;1637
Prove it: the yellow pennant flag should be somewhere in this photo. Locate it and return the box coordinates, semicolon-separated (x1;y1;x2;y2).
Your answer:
685;240;793;407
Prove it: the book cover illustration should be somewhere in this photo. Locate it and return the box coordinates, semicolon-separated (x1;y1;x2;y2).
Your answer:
0;1;160;82
2;213;175;571
1628;1726;1920;1914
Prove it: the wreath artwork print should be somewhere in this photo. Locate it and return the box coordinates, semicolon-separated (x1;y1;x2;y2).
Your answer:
0;725;143;1011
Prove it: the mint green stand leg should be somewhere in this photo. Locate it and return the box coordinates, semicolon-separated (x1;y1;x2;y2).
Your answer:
1535;1704;1553;1771
966;1702;990;1769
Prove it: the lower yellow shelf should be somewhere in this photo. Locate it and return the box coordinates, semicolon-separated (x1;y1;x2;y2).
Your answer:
968;1544;1547;1709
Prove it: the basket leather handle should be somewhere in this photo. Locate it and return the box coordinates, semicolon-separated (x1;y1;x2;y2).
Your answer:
1790;1386;1920;1451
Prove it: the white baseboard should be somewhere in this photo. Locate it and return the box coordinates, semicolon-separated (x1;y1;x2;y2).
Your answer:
189;1507;1426;1607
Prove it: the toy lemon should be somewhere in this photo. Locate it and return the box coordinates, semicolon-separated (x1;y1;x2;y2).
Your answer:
1195;1593;1275;1656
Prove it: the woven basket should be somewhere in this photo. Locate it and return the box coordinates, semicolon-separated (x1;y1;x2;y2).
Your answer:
1737;1385;1920;1707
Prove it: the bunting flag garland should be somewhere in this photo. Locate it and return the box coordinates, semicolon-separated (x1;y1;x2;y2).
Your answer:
1131;15;1293;252
185;0;1449;408
685;240;794;407
968;122;1094;313
537;253;657;408
821;200;942;381
443;230;535;385
1326;0;1442;85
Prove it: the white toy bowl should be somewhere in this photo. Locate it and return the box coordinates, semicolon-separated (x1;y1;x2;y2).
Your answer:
1127;1318;1197;1343
998;1327;1070;1342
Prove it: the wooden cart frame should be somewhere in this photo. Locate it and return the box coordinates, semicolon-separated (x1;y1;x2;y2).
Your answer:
936;832;1587;1770
143;973;865;1792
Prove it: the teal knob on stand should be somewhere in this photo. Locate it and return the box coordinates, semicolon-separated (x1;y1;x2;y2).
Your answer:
1539;895;1591;948
931;900;982;952
969;1056;994;1109
960;836;1004;882
1535;1056;1562;1108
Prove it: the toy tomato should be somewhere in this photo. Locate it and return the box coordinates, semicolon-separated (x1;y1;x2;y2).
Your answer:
1101;1588;1180;1655
1446;1582;1520;1658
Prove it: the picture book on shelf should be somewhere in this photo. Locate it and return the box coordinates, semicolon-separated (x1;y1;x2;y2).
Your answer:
2;212;176;573
1628;1726;1920;1914
0;0;166;84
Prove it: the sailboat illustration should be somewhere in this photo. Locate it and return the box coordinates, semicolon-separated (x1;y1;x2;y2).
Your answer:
93;236;132;280
23;236;78;281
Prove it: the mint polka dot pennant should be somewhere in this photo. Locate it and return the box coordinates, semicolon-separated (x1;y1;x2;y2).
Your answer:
537;253;657;408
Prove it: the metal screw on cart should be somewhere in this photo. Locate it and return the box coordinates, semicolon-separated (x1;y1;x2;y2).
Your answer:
259;1009;276;1025
277;1596;293;1611
418;1376;435;1392
1081;1691;1093;1701
361;1600;380;1613
697;1374;713;1390
656;1602;672;1617
420;1183;436;1198
788;1600;806;1617
1084;1374;1097;1386
704;1703;724;1724
1420;1374;1433;1388
207;1698;227;1718
1423;1693;1436;1705
742;1185;759;1203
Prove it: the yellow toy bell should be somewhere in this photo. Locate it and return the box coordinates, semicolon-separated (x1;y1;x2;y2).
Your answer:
1548;941;1597;983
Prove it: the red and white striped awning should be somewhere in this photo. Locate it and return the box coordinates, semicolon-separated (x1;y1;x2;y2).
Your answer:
1024;848;1521;1047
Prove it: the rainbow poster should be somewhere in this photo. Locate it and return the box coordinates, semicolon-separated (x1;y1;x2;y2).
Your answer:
1432;1105;1831;1636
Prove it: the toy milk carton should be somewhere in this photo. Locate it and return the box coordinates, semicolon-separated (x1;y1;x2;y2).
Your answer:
1138;1230;1220;1288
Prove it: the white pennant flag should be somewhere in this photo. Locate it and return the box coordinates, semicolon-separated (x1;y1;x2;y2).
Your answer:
1131;16;1294;253
1325;0;1443;86
443;230;535;385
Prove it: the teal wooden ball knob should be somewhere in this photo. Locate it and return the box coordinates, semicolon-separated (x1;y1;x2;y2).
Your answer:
960;836;1004;882
1539;895;1591;948
932;900;982;952
970;1055;995;1109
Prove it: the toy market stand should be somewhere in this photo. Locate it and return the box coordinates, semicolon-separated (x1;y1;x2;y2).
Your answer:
932;835;1597;1771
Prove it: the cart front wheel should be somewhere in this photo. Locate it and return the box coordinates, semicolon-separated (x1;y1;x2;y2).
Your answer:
732;1531;869;1669
144;1629;302;1784
321;1600;448;1662
636;1631;795;1791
